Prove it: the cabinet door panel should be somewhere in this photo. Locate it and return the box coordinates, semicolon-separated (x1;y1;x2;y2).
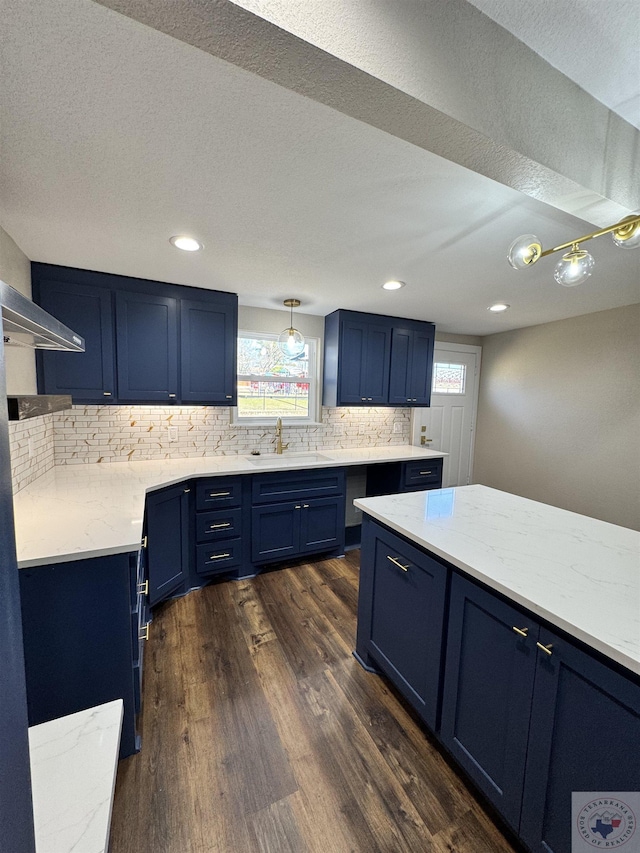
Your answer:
37;279;115;400
116;291;178;401
180;298;236;404
520;630;640;853
366;525;447;729
388;327;412;405
441;574;538;830
299;497;342;554
146;484;189;605
251;502;298;563
408;325;434;405
363;324;392;402
338;320;368;403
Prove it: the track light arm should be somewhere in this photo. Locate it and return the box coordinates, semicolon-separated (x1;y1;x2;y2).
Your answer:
538;214;640;260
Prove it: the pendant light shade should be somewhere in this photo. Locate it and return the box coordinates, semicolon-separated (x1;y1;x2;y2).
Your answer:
277;299;305;359
553;244;595;287
611;214;640;249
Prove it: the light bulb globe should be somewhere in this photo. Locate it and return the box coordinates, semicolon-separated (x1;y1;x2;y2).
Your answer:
277;327;305;359
507;234;542;270
611;215;640;249
553;247;595;287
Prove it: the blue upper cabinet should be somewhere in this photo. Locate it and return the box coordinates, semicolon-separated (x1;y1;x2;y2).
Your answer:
323;309;434;407
116;291;179;402
35;277;115;401
388;323;435;406
32;264;238;405
180;298;237;405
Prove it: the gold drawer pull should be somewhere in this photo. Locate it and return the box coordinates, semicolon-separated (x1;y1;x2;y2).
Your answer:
209;491;231;498
303;504;310;508
210;522;231;529
141;535;148;549
536;642;554;656
419;470;433;475
139;622;150;641
387;555;410;572
137;580;149;596
512;626;529;637
295;505;302;509
209;552;231;560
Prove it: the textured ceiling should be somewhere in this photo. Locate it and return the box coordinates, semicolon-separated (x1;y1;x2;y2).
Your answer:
467;0;640;129
0;0;638;336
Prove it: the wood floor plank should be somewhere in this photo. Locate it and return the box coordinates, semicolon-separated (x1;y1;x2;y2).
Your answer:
110;553;519;853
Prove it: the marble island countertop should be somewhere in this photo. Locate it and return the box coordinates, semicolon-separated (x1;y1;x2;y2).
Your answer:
355;485;640;676
29;700;123;853
13;446;445;568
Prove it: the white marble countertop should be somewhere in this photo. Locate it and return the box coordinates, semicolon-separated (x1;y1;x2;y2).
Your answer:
29;699;123;853
13;446;445;567
355;485;640;676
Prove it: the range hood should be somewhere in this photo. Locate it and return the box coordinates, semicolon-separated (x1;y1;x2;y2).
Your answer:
1;279;84;352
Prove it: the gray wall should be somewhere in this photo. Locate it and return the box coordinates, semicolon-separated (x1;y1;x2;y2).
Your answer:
474;303;640;530
0;227;36;394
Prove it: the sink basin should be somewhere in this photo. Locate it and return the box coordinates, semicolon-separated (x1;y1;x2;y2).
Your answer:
247;453;331;466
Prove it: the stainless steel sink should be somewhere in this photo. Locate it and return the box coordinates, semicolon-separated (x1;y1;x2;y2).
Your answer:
246;453;331;465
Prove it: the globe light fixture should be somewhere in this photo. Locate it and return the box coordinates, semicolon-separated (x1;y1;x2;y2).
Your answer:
507;213;640;286
553;244;595;287
277;299;305;359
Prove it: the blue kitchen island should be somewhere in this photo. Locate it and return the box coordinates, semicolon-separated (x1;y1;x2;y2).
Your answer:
354;485;640;853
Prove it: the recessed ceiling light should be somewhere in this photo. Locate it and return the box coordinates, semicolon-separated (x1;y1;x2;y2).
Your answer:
488;303;510;312
169;235;202;252
382;280;406;291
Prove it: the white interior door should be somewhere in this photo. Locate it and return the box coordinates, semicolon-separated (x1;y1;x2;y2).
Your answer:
411;344;481;487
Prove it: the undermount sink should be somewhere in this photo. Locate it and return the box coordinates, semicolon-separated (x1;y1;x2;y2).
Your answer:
247;453;331;465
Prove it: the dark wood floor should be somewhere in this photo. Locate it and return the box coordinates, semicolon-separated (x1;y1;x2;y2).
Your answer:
110;552;518;853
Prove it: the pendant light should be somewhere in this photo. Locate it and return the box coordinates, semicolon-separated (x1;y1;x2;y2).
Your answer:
277;299;305;359
507;213;640;286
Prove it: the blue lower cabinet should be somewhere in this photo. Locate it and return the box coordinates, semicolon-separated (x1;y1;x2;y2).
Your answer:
519;630;640;853
145;483;191;606
440;574;539;830
358;521;447;729
19;553;141;759
251;469;346;566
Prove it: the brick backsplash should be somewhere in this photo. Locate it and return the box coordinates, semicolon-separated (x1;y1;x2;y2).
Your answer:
9;415;55;493
8;406;411;487
52;405;411;464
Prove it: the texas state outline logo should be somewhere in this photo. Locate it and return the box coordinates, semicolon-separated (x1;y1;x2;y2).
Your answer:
572;793;637;850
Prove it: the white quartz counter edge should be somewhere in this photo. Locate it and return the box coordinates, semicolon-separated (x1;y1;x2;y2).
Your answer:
29;699;123;853
354;485;640;677
13;447;445;567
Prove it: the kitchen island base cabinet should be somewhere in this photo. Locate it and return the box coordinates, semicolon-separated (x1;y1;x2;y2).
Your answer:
19;553;142;759
440;574;539;831
519;628;640;853
356;517;640;853
356;518;447;730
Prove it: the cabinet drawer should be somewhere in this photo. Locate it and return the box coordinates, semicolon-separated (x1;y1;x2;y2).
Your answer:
196;478;242;510
252;468;345;504
196;508;242;543
196;539;242;575
403;458;443;488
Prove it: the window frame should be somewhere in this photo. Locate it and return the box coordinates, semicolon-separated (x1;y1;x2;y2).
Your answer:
231;329;322;426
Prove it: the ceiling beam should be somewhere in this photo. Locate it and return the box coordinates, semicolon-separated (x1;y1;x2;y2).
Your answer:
94;0;640;226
